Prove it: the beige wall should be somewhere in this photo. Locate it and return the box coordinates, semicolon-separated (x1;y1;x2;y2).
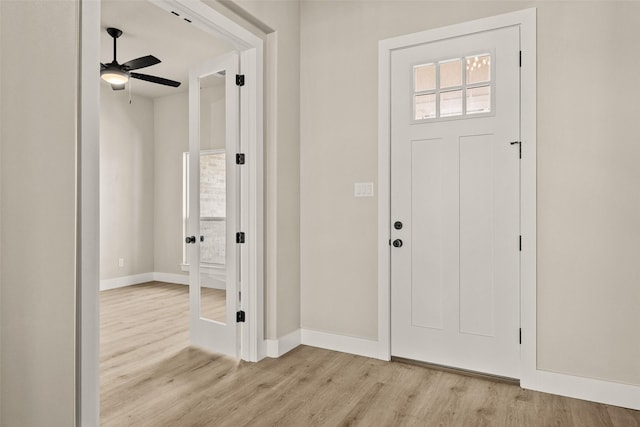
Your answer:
0;1;77;425
300;1;640;386
100;85;155;280
227;0;301;339
153;92;190;276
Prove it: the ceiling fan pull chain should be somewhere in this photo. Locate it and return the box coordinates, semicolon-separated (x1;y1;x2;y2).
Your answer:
129;78;132;104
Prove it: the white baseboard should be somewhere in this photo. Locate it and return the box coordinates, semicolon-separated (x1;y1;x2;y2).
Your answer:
100;272;186;290
100;271;229;290
266;329;301;358
152;272;189;285
301;328;384;360
100;273;155;290
522;369;640;411
154;272;225;289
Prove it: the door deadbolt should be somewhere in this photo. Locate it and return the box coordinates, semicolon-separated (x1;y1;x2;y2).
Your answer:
394;221;403;230
392;239;403;248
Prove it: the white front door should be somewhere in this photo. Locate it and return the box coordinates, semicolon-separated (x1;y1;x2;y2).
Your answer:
187;52;240;357
390;26;521;378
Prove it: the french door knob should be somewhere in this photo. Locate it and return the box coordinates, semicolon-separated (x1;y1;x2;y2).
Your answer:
392;239;403;248
185;236;196;244
394;221;403;230
200;235;204;242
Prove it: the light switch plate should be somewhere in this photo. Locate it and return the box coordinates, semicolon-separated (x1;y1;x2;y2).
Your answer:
354;182;374;197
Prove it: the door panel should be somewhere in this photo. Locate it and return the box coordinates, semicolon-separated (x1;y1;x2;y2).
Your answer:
391;27;520;378
410;138;445;330
188;52;239;357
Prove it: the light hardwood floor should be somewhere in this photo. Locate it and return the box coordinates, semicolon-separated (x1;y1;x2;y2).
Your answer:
100;282;640;426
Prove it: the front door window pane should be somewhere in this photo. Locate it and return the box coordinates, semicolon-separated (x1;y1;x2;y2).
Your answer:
415;64;436;92
466;55;491;84
440;90;463;117
466;85;491;114
440;59;462;89
415;93;436;120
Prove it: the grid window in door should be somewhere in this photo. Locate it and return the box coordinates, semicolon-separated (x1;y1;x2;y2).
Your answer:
413;53;492;121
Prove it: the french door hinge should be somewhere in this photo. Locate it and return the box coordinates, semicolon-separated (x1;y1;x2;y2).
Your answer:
236;310;246;323
236;232;246;244
236;74;245;86
519;51;522;67
519;235;522;251
519;328;522;344
236;153;245;165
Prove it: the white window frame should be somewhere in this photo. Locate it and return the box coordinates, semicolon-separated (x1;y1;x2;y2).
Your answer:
411;50;495;124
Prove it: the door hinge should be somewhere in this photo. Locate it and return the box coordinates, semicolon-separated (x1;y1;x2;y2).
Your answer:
236;310;246;323
236;153;245;165
236;232;245;244
236;74;245;86
519;51;522;67
519;328;522;344
510;141;522;159
519;235;522;251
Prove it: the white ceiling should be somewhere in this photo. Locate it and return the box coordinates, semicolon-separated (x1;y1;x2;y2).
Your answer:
101;0;234;99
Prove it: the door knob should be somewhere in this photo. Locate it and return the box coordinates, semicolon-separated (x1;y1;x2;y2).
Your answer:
392;239;403;248
200;235;204;242
394;221;403;230
185;236;196;244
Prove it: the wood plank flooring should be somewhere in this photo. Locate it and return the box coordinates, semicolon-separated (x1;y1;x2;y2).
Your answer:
100;282;640;426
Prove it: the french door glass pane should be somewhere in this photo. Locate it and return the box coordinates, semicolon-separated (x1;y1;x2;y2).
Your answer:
199;73;227;323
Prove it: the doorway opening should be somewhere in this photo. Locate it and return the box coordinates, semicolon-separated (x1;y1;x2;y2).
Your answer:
78;0;264;424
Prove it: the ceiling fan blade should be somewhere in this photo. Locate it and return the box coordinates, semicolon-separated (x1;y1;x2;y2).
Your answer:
131;72;181;87
101;63;107;70
121;55;161;71
111;83;125;91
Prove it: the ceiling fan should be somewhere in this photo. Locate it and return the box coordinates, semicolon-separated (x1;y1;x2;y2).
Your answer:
100;27;181;91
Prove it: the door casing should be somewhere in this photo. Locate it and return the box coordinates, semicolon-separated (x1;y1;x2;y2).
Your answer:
78;0;265;425
378;8;536;379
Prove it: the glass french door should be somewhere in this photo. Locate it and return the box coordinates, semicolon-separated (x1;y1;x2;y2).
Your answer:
187;52;239;357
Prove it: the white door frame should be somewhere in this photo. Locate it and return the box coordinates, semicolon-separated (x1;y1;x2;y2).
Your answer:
378;8;536;376
78;0;264;425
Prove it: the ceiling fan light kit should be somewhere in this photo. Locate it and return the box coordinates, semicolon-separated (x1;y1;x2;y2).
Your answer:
100;27;180;91
100;67;129;85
